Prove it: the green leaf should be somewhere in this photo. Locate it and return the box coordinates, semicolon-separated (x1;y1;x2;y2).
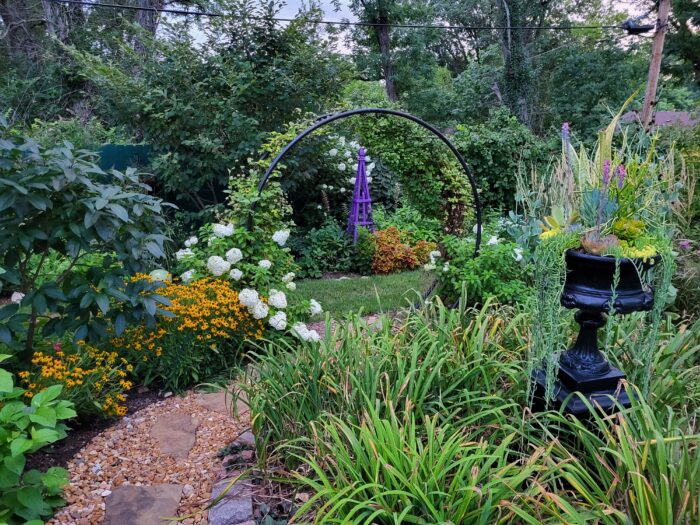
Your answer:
108;203;130;222
31;384;63;407
42;467;68;492
54;402;77;420
0;369;13;393
0;325;11;345
17;486;44;509
3;454;26;475
10;437;32;457
95;294;110;314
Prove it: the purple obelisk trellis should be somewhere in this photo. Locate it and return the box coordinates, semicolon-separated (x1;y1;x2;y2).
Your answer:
346;147;375;243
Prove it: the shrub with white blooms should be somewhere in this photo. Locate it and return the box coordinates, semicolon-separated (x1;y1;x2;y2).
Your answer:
282;272;295;283
487;235;500;246
207;256;231;277
269;311;287;330
239;288;260;308
272;230;290;247
309;299;323;316
184;236;198;248
258;259;272;270
229;268;243;280
251;301;269;320
292;322;321;342
180;269;196;283
212;223;234;237
175;248;194;260
337;163;347;172
268;289;287;309
225;247;243;264
286;282;296;291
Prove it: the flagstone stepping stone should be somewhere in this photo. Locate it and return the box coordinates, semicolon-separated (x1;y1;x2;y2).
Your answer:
150;411;199;459
196;391;249;417
103;484;183;525
208;475;254;525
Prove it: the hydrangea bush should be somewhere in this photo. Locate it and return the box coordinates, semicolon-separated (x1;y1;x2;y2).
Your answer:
169;221;323;346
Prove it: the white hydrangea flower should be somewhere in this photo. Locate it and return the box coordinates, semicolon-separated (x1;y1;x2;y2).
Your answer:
338;136;346;146
513;248;524;262
258;259;272;270
238;288;260;308
268;289;287;309
316;205;322;210
180;269;196;283
212;223;234;237
229;268;243;280
487;235;499;246
367;177;373;183
344;150;352;158
10;292;24;304
353;163;359;171
337;163;346;172
282;272;296;283
272;230;290;247
292;322;319;342
269;311;287;331
365;155;371;162
428;250;441;264
226;248;243;264
443;262;450;273
207;256;231;277
175;248;194;261
286;282;297;291
367;162;375;173
184;236;198;248
349;177;356;185
349;141;359;149
309;299;323;316
329;148;338;157
340;187;346;193
321;184;328;189
328;185;334;190
251;301;269;320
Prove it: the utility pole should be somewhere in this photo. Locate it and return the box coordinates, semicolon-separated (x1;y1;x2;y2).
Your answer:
640;0;671;130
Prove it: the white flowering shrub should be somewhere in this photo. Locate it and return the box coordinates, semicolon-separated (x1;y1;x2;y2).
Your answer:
171;221;323;344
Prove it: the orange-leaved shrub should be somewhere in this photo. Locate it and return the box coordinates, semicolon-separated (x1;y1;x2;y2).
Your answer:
371;227;419;274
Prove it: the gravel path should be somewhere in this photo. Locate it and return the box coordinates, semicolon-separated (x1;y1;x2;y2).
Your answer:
50;390;247;525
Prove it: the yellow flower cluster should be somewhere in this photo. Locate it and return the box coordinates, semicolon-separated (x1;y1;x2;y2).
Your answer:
20;343;132;417
111;277;265;361
539;228;561;241
618;242;657;262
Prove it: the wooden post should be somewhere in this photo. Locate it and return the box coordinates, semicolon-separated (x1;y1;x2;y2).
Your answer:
640;0;671;130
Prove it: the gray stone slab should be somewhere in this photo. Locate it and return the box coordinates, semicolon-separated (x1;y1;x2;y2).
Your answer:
150;411;199;459
208;477;253;525
104;484;183;525
196;391;249;417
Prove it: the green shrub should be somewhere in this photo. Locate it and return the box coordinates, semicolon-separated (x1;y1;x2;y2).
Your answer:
0;118;172;356
0;356;76;524
437;236;531;306
452;107;548;211
373;204;443;242
291;220;354;278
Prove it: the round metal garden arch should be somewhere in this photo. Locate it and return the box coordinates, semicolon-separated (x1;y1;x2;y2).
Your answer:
249;107;482;255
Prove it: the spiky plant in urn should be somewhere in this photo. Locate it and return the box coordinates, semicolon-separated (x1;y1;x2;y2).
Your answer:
531;95;677;416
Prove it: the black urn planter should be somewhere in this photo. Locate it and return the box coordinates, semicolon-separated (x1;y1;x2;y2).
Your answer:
533;249;656;416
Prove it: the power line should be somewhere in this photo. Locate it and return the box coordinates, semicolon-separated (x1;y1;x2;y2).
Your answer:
48;0;641;33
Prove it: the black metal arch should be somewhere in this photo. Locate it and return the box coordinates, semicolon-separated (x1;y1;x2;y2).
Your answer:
249;107;482;255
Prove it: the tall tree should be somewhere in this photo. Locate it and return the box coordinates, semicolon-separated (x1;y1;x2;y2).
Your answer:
349;0;405;101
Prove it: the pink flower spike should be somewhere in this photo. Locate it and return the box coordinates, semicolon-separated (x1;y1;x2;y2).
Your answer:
602;160;612;186
53;342;62;351
616;164;626;189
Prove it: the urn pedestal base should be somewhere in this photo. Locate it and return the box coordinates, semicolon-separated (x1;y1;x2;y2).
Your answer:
532;366;632;417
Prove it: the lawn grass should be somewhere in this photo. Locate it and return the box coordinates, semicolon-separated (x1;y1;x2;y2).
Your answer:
296;270;433;317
